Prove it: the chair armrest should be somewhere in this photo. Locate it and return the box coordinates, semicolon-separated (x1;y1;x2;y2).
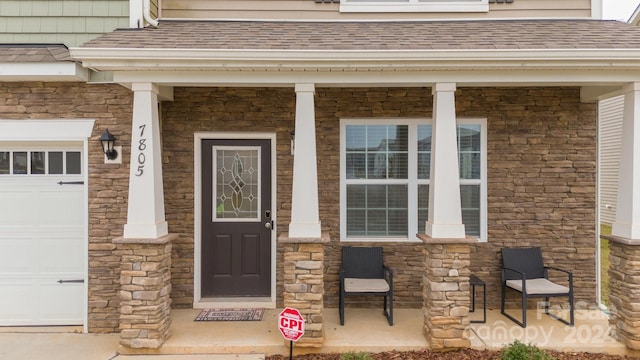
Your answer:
545;266;572;276
383;265;393;286
383;265;393;275
502;266;526;277
544;266;573;288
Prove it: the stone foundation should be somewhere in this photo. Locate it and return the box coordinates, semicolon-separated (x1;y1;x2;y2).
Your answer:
279;233;330;348
114;234;176;349
606;235;640;350
420;235;476;351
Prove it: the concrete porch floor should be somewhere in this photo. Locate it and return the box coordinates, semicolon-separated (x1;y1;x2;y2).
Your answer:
119;307;640;358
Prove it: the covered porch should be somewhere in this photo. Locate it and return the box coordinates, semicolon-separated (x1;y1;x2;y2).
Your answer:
68;19;640;353
117;308;633;357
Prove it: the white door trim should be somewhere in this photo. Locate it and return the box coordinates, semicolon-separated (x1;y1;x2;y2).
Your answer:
194;132;277;309
0;119;93;332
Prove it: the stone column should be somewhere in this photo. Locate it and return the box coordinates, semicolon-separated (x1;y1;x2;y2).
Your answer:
606;83;640;350
278;233;330;348
114;234;176;349
606;237;640;349
419;235;476;351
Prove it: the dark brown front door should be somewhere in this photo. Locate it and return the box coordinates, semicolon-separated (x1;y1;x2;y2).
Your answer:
201;139;272;297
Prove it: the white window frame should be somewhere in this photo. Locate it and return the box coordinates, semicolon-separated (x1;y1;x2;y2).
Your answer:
340;0;489;13
339;117;487;242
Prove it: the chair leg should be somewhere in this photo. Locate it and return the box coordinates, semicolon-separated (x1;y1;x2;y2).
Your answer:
384;293;393;326
501;286;526;328
569;292;575;326
339;286;345;326
521;293;527;328
545;295;575;327
544;297;550;315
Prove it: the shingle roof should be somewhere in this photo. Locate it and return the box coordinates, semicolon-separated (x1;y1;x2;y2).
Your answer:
79;19;640;50
0;44;72;63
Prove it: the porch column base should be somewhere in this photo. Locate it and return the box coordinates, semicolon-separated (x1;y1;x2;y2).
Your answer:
114;233;177;349
604;235;640;350
278;232;330;348
418;234;477;351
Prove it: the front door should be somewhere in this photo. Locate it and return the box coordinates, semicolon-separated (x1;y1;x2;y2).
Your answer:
201;139;272;297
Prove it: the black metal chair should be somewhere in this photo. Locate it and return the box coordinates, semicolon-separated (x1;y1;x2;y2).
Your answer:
339;246;393;326
501;247;574;328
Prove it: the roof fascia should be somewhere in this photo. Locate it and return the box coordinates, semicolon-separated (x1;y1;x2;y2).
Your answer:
70;48;640;71
0;62;89;82
111;68;640;87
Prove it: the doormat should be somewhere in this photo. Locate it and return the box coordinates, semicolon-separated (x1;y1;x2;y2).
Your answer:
194;308;264;321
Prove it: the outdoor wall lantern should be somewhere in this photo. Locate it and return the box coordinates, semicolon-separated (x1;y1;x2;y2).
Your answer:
99;129;118;160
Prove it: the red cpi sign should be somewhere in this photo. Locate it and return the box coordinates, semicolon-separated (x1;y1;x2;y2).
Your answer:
278;307;305;342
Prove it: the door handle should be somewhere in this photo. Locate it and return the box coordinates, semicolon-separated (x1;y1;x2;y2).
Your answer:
265;220;274;229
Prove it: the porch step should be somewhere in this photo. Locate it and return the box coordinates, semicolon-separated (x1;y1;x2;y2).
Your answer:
115;355;264;360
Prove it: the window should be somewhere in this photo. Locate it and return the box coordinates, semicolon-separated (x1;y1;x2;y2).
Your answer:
340;0;489;13
340;118;486;241
0;150;82;176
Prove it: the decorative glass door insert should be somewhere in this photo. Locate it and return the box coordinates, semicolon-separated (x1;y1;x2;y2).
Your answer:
213;146;261;221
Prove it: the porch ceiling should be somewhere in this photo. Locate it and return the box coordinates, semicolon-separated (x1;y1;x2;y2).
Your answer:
69;19;640;88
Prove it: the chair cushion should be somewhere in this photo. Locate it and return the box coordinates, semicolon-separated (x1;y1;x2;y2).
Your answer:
506;278;569;295
344;278;390;293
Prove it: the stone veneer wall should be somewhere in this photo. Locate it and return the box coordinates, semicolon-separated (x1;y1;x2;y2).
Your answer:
608;240;640;349
0;82;133;333
463;88;597;309
162;86;596;311
0;83;596;332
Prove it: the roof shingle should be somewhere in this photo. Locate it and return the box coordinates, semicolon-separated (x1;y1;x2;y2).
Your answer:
0;44;72;63
79;20;640;51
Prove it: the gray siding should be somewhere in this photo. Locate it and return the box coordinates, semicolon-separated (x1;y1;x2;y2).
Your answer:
599;95;624;226
0;0;129;47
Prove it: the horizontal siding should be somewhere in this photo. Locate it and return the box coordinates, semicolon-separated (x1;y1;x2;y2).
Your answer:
151;0;159;19
599;95;624;226
0;0;129;47
160;0;592;20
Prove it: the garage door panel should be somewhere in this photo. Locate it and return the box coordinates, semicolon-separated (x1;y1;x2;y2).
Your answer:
40;283;84;324
0;280;83;325
0;236;36;274
0;282;38;325
38;190;84;226
40;233;84;274
0;190;36;225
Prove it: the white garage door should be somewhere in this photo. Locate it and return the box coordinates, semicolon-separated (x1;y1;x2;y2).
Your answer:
0;145;86;326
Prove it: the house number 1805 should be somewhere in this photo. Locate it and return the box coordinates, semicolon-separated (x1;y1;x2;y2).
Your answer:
135;124;147;177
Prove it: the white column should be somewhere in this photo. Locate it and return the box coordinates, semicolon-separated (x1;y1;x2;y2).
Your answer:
425;83;466;239
612;83;640;240
123;83;169;239
288;83;322;238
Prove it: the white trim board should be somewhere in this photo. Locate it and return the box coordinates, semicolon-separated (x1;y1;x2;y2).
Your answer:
0;120;95;141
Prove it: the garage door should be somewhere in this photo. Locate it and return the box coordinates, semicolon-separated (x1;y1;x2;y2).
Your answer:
0;146;86;326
